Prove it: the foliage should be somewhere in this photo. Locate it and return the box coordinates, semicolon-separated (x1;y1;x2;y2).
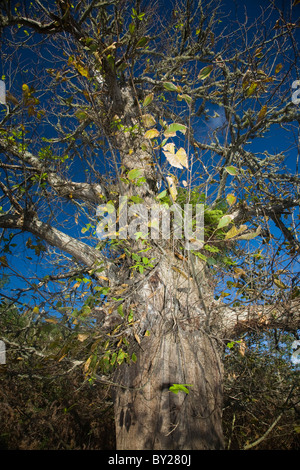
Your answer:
223;329;300;450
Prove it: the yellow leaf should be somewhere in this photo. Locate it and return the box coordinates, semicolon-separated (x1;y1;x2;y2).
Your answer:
0;255;9;267
84;356;92;373
274;279;286;289
163;145;188;169
78;333;89;342
166;175;177;201
239;340;246;356
142;113;156;128
22;83;29;94
225;224;247;240
198;65;213;80
257;105;267;122
246;82;258;96
58;354;67;363
226;193;237;206
254;47;263;57
233;267;246;278
171;266;189;279
176;148;188;169
163;142;175;153
144;128;160;139
134;332;141;344
45;318;58;324
275;63;283;74
74;62;90;78
237;225;261;240
102;42;117;55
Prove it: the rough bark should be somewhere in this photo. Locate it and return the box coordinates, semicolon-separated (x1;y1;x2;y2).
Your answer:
113;328;224;450
108;249;224;450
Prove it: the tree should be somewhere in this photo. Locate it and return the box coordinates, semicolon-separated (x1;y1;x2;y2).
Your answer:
223;329;300;449
0;0;299;450
0;301;115;450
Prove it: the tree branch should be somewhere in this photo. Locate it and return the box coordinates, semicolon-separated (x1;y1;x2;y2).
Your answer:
243;413;283;450
0;138;106;204
0;211;110;276
220;299;300;338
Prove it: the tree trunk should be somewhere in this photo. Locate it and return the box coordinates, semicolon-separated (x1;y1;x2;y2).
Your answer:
113;327;224;450
111;255;224;450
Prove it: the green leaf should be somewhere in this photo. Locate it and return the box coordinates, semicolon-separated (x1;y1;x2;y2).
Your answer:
225;166;238;176
75;110;88;121
131;352;137;363
117;348;127;365
192;251;207;261
117;304;124;317
143;93;154;107
134;231;144;240
177;94;192;104
130;195;144;203
169;384;193;395
204;244;220;253
110;352;117;365
164;123;187;137
128;168;143;180
163;82;179;92
198;65;213;80
217;214;234;229
156;190;167;199
136;37;149;48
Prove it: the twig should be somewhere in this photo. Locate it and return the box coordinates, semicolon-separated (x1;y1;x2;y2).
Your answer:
243;413;283;450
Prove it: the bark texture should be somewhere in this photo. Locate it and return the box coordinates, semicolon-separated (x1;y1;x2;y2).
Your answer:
113;329;224;450
109;251;225;450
